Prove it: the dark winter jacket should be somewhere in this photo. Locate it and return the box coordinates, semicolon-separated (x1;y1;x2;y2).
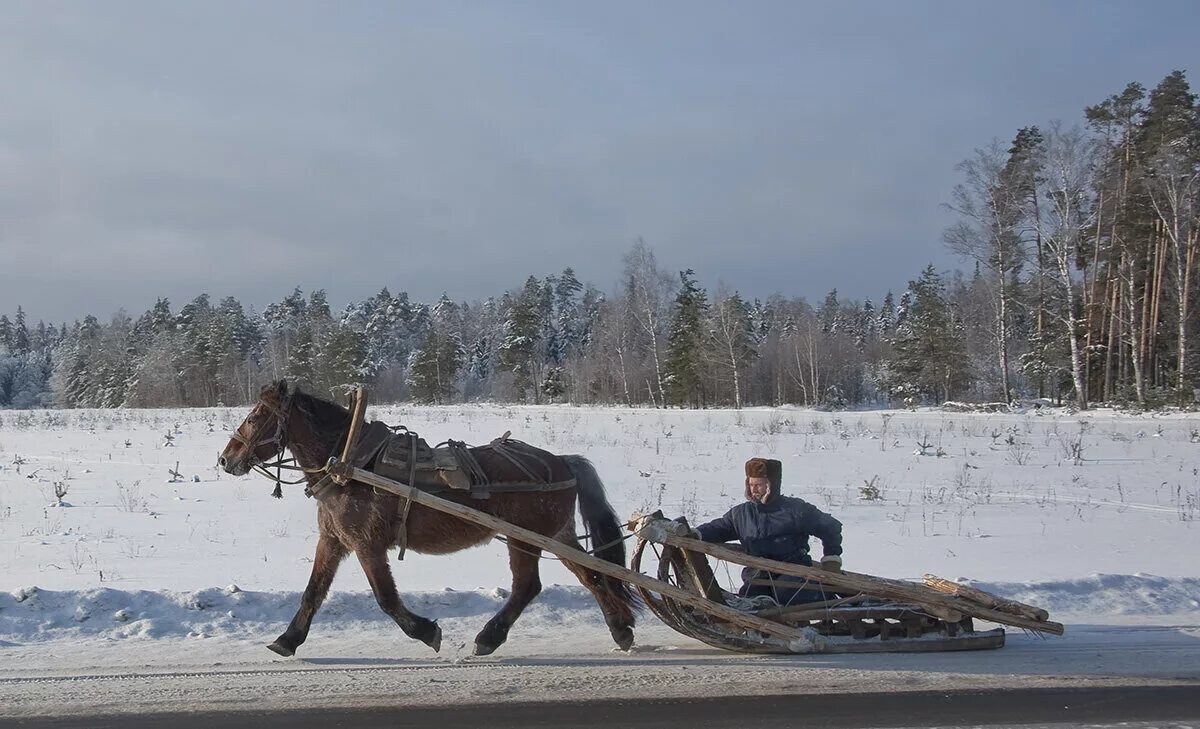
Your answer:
695;496;843;585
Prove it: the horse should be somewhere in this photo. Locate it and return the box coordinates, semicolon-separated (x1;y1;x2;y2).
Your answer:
217;380;637;657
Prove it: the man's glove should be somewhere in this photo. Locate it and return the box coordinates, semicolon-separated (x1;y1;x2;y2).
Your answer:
634;515;701;543
820;555;843;573
671;518;702;541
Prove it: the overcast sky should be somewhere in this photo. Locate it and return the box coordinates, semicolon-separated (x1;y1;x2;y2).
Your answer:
2;1;1198;324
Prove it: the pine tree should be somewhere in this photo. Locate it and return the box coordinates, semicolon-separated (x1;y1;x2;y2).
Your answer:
881;265;968;404
64;316;102;407
464;297;500;387
878;292;896;335
663;270;709;407
0;315;12;355
0;352;50;409
130;299;173;349
218;297;263;359
818;290;840;333
551;267;584;362
1138;71;1199;154
578;285;605;351
287;323;318;391
407;295;465;403
175;294;218;405
858;300;877;348
1087;84;1145;403
540;366;566;401
13;307;30;355
1137;71;1199;402
262;287;307;378
497;277;544;401
323;323;369;392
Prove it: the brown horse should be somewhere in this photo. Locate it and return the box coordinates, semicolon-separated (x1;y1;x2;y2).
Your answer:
217;381;637;657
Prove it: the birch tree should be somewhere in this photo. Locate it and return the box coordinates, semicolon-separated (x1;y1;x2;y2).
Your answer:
944;140;1026;402
1036;123;1099;409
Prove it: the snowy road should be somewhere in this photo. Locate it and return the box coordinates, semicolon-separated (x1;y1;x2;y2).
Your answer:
1;686;1198;728
1;621;1198;719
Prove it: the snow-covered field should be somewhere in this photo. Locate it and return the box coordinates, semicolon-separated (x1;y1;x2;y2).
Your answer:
2;404;1199;716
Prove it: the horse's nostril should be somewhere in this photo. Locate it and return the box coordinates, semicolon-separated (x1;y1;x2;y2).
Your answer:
218;456;227;468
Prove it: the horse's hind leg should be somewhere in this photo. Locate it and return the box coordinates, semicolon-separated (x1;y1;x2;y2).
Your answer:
270;533;347;657
473;540;543;656
556;524;636;651
356;548;442;652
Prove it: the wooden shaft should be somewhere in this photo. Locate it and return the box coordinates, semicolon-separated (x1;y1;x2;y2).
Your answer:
336;464;806;643
644;523;1063;635
338;386;368;470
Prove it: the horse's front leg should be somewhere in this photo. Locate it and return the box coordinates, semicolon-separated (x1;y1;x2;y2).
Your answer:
269;533;348;657
473;540;543;656
357;549;442;652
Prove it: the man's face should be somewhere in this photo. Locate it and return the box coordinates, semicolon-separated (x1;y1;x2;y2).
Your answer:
747;476;771;503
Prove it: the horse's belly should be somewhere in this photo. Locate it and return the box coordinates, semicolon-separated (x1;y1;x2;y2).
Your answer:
402;493;573;554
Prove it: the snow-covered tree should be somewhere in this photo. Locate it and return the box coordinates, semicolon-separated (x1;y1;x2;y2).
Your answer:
707;289;757;408
663;270;708;407
497;277;545;402
407;295;465;403
880;265;969;405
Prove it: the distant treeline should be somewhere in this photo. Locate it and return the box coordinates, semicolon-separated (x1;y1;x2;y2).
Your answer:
2;70;1197;411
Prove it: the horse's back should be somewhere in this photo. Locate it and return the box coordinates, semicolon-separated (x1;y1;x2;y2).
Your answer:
468;439;574;484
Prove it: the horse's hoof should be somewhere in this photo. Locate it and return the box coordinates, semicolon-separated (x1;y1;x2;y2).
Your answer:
267;640;295;657
612;626;635;651
473;641;498;657
424;623;442;653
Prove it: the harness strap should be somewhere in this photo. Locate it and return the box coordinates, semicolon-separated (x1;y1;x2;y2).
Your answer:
396;431;418;561
485;440;549;483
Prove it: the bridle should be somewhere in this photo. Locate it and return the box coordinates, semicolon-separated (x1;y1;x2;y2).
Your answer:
229;390;322;497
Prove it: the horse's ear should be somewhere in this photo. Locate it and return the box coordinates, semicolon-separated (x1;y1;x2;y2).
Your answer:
276;379;289;398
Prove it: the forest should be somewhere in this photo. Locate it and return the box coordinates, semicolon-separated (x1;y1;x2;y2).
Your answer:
2;71;1196;412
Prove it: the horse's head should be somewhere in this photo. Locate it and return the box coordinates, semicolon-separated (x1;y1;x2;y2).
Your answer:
218;380;294;476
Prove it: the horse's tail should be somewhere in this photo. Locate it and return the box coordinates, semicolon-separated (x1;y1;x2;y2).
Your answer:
564;455;640;617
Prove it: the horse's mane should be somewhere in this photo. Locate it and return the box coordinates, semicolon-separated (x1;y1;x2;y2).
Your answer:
292;388;352;438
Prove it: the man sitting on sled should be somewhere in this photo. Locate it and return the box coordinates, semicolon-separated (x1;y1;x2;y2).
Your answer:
694;457;844;606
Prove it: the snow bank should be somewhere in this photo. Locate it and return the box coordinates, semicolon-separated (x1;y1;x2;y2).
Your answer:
0;584;605;644
974;574;1200;617
2;576;1197;648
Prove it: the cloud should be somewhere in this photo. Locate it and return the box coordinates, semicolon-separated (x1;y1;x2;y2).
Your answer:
2;1;1198;322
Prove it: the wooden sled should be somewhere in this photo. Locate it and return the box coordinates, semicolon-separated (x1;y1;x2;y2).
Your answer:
321;460;1060;655
630;512;1061;654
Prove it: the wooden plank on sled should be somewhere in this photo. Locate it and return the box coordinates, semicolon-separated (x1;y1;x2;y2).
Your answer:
329;462;808;646
743;579;964;623
633;516;1063;636
922;574;1050;622
752;594;870;619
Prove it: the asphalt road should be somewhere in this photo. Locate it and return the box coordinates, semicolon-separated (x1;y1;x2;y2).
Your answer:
2;685;1198;729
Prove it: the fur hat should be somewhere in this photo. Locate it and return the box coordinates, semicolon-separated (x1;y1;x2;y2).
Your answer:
744;457;783;500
